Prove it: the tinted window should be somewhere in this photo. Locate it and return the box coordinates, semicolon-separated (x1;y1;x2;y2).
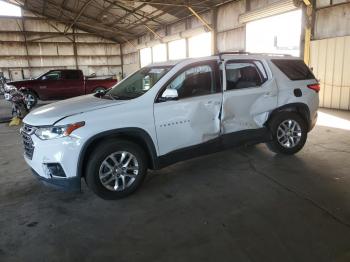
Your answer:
272;59;315;80
43;71;61;80
226;62;262;90
64;70;80;80
166;65;215;99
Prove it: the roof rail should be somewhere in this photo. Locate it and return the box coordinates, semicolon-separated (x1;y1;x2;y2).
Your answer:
217;51;292;60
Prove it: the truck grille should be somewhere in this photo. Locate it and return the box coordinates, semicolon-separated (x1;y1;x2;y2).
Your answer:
21;124;35;159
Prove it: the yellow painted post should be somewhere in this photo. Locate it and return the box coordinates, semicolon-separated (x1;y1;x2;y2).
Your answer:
303;2;313;65
304;27;311;65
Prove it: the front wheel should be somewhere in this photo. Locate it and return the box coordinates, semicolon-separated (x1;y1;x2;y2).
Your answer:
23;90;38;109
85;140;147;200
266;112;308;155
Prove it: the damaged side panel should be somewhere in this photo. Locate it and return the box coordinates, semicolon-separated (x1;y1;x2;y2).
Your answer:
154;94;222;156
222;79;278;134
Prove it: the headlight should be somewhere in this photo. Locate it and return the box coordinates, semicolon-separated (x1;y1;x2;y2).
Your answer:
35;122;85;140
4;84;16;92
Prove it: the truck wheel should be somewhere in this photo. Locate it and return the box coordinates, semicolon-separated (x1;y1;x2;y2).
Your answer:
266;112;307;155
93;87;106;94
23;90;38;109
85;140;148;200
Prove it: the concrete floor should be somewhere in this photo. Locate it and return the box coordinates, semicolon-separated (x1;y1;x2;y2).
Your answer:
0;109;350;262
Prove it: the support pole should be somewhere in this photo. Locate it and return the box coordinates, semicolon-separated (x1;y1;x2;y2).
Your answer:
19;18;32;78
211;7;218;55
72;28;79;69
303;0;313;65
120;44;124;78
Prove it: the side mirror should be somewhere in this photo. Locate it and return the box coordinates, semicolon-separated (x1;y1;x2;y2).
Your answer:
86;73;96;79
161;89;178;101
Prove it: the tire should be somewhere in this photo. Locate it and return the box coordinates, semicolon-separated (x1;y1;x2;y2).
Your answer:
85;140;148;200
93;87;106;94
23;90;38;109
266;112;307;155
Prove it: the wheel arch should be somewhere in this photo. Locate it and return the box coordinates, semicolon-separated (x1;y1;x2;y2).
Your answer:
266;103;311;131
92;86;106;93
20;87;40;100
77;128;159;178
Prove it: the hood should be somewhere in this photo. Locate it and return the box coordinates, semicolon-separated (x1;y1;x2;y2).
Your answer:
7;80;34;87
23;94;126;126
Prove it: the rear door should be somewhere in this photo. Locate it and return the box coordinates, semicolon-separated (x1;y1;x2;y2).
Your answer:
61;70;84;98
154;61;222;156
222;59;278;135
37;70;63;99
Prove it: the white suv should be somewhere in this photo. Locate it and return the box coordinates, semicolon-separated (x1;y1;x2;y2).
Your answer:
21;53;319;199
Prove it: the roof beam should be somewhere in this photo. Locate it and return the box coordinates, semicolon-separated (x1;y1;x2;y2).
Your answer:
103;0;163;25
187;6;212;31
108;2;148;25
65;0;95;33
121;0;208;8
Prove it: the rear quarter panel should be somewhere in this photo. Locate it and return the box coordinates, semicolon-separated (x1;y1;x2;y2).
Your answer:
268;60;319;118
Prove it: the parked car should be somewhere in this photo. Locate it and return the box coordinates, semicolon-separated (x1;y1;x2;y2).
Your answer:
6;69;117;107
21;53;319;199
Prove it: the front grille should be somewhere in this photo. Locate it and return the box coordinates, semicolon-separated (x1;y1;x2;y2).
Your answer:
21;124;35;159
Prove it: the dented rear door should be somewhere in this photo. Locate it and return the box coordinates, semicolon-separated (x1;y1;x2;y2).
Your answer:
221;59;278;134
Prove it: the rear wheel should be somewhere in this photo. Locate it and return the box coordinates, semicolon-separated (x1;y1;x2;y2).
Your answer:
266;112;307;155
85;140;147;200
93;87;106;94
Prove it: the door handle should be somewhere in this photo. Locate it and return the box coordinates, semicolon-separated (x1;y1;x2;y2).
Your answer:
204;101;221;106
264;91;276;97
39;86;47;89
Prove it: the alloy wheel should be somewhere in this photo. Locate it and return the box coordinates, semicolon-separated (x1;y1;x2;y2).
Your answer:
276;119;302;148
98;151;139;192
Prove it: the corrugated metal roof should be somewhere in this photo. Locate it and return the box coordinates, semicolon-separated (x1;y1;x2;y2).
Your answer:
9;0;232;43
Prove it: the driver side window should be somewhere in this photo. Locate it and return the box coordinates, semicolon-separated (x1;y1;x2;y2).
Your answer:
42;71;61;81
166;65;215;99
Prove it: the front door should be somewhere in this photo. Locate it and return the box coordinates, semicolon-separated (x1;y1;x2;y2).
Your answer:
222;59;278;135
154;61;222;156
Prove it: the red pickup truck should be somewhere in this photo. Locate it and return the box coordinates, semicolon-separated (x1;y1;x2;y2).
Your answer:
7;69;117;107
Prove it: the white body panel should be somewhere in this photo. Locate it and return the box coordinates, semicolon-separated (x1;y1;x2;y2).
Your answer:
21;54;319;184
154;93;222;155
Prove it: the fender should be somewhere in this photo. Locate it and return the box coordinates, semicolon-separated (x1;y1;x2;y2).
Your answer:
19;87;40;100
266;103;311;131
77;128;159;178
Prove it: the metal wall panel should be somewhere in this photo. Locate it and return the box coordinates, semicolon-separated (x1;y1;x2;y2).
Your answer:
314;4;350;40
310;36;350;110
239;0;297;23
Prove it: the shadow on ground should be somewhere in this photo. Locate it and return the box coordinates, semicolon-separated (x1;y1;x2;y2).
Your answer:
0;109;350;262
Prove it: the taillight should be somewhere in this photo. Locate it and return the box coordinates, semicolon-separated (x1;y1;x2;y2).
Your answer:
307;84;320;93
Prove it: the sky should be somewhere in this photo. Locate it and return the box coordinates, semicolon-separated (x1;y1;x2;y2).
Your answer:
0;0;22;17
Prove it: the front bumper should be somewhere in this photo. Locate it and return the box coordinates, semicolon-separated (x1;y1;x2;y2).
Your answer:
31;168;81;192
21;127;84;192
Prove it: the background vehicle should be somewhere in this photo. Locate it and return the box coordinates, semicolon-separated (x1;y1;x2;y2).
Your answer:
21;54;319;200
6;69;117;107
0;72;7;95
4;85;29;119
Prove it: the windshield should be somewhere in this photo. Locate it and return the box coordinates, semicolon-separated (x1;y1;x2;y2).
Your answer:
106;66;172;100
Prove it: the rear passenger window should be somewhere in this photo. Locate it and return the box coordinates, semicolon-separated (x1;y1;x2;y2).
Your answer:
225;62;263;90
272;59;315;81
64;71;80;80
